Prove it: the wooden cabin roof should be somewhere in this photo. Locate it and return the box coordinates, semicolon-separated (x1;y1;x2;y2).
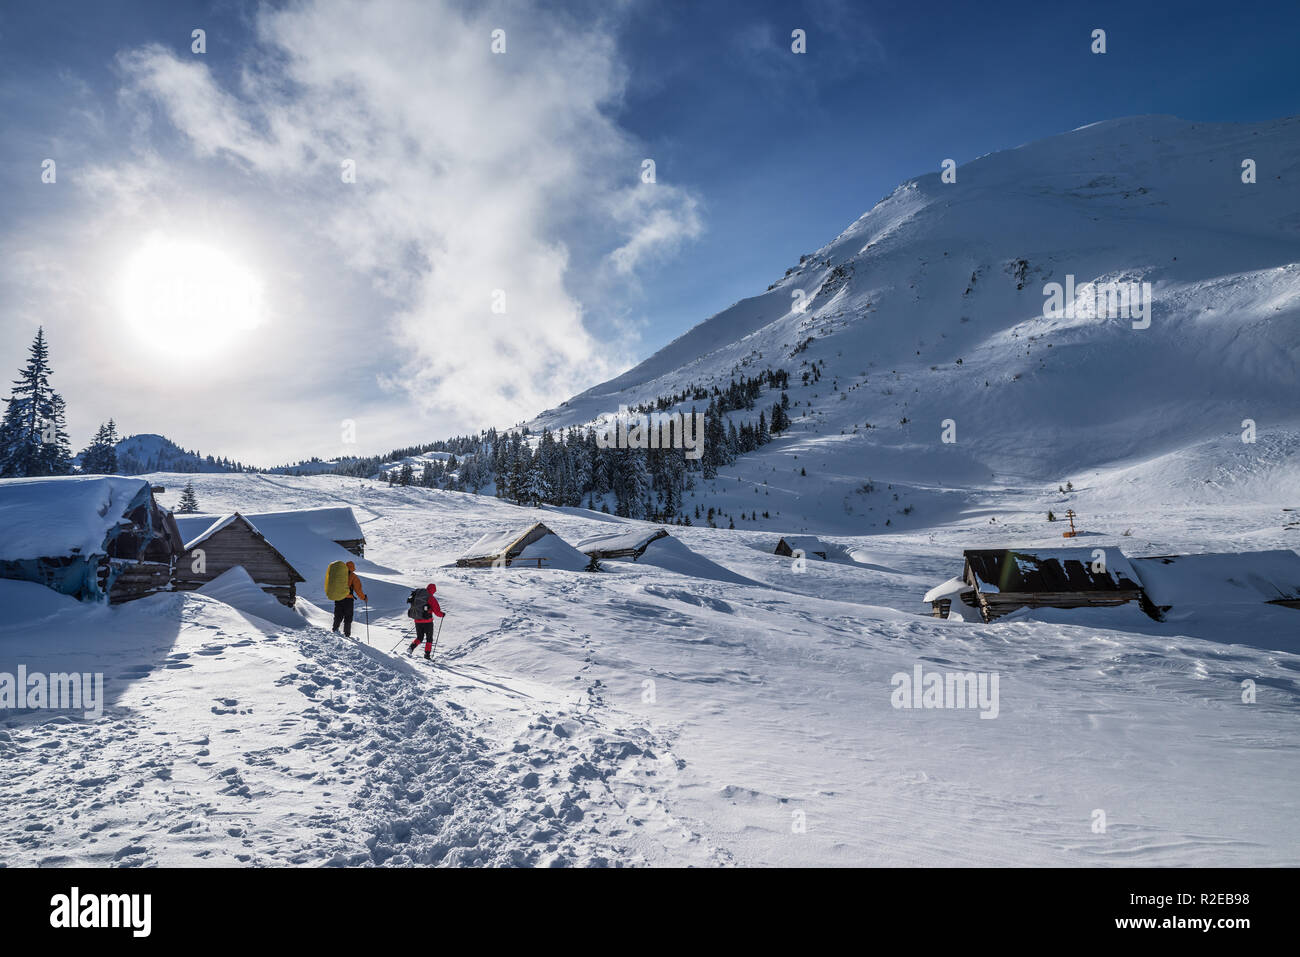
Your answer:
964;547;1141;594
183;512;305;583
775;535;828;557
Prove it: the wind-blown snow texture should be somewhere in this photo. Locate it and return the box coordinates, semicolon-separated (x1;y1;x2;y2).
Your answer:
2;116;1298;867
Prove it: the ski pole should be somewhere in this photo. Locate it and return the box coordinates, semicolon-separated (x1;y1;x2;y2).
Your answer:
429;615;445;662
364;602;370;644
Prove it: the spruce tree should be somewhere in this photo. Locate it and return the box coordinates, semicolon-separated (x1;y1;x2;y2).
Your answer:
177;479;200;513
79;419;120;474
0;328;72;477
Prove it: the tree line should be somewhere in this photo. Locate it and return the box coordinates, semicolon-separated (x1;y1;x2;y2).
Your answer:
375;369;794;524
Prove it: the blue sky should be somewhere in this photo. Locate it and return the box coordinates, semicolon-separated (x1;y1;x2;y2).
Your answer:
1;0;1297;464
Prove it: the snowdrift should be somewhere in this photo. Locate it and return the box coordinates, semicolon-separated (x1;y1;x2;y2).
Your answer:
626;535;759;586
197;566;307;630
1133;550;1300;609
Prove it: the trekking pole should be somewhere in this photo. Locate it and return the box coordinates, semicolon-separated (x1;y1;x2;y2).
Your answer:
429;616;445;662
364;602;370;644
388;624;409;655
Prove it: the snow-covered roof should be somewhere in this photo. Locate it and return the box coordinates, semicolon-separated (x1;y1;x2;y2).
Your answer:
1132;550;1300;606
176;506;364;546
461;527;535;561
923;576;973;603
183;512;266;551
241;506;364;542
964;547;1141;592
0;476;155;561
576;527;669;556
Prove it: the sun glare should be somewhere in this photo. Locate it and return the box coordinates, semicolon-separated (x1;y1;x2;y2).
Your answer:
119;236;264;355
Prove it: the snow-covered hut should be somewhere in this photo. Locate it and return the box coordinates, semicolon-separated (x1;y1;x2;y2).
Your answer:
923;576;974;619
961;547;1148;622
456;522;590;570
0;476;184;603
774;535;829;560
577;527;670;561
172;512;305;606
1131;550;1300;618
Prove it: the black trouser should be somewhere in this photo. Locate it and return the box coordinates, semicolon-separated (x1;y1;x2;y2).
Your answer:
410;620;434;653
333;597;355;636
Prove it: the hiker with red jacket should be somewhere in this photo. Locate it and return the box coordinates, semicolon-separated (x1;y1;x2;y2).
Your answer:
406;583;445;659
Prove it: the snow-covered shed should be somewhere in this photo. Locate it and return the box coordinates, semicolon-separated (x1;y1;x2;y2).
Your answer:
1131;550;1300;618
456;522;590;571
961;547;1149;622
774;535;829;560
577;527;670;561
923;576;974;619
172;512;306;607
0;476;184;603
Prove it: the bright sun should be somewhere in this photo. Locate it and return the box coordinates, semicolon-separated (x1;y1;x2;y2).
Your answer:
119;236;264;355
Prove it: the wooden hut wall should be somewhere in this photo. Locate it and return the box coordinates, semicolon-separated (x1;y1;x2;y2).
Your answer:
174;521;302;606
335;538;365;557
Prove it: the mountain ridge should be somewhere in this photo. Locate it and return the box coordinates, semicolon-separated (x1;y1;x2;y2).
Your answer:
527;113;1300;508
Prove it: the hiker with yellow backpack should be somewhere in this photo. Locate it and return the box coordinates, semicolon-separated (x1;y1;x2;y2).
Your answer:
325;560;368;641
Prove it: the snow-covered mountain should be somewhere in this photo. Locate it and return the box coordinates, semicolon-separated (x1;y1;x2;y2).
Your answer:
533;114;1300;525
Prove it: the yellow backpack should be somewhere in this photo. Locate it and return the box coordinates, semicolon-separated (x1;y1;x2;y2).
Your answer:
324;561;351;601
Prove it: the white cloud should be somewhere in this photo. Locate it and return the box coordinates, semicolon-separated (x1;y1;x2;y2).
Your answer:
117;0;704;431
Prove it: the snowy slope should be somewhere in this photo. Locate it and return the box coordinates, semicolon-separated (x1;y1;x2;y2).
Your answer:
3;472;1297;867
531;115;1300;533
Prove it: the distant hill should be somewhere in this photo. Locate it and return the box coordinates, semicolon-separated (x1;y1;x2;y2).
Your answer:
114;433;250;474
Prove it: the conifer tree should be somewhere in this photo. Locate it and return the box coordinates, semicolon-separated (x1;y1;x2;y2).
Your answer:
79;419;120;474
177;479;200;513
0;328;72;477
